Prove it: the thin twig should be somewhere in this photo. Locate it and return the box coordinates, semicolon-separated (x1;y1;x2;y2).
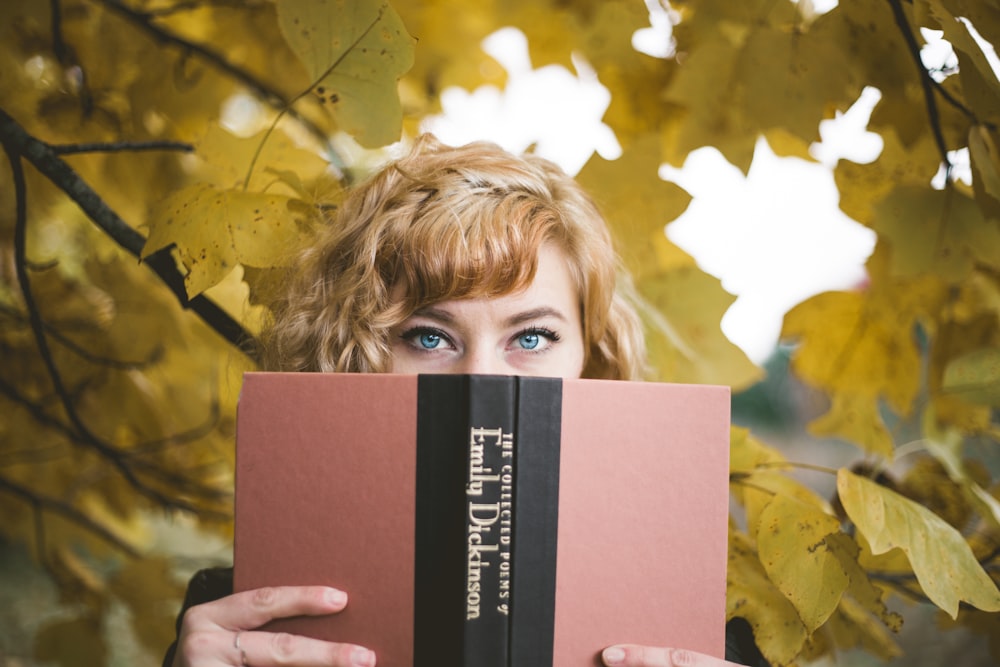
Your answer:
50;0;67;64
93;0;347;180
0;373;230;510
144;0;270;19
886;0;953;181
729;476;778;497
0;474;141;557
1;303;164;370
50;140;194;155
753;460;840;476
0;373;230;511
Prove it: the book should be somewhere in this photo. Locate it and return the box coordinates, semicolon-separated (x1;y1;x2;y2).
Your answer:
234;372;730;667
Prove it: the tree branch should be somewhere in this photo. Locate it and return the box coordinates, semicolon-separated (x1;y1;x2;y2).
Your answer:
886;0;953;180
0;106;258;360
50;140;194;155
0;374;228;497
1;141;231;518
0;473;141;557
0;374;231;514
0;303;164;370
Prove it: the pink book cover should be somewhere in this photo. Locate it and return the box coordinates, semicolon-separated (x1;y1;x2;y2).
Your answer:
233;372;730;666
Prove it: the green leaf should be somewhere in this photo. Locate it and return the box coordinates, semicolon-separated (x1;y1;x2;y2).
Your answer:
837;469;1000;617
276;0;415;147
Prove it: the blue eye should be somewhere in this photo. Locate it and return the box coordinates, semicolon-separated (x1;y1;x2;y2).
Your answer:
517;332;540;350
419;332;442;349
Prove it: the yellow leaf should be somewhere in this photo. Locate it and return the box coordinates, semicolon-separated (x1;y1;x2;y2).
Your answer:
575;139;758;388
873;185;1000;282
969;125;1000;205
921;415;1000;530
34;615;106;667
520;0;650;72
196;125;332;193
756;494;847;632
735;470;831;547
837;469;1000;617
109;556;187;654
824;594;903;661
392;0;505;113
807;391;894;459
825;532;903;633
276;0;415;147
639;266;762;389
729;425;785;474
576;138;692;278
143;184;308;296
729;427;831;539
782;286;923;417
941;346;1000;405
923;0;1000;107
727;527;808;666
664;0;868;172
834;131;943;226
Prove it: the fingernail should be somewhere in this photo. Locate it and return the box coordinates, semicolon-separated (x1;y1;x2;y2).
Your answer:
603;646;625;665
351;647;375;667
326;588;348;607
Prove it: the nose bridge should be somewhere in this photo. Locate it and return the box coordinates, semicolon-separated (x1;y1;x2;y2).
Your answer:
459;341;504;375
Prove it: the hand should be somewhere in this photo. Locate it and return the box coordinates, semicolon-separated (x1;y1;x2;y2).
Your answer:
171;586;376;667
602;645;743;667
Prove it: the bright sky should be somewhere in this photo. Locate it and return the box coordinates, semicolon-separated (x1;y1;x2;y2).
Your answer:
421;20;880;364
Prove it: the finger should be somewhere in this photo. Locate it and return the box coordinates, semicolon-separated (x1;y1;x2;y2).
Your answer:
602;644;739;667
237;631;376;667
182;586;349;632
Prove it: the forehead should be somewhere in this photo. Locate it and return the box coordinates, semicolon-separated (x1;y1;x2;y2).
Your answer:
424;244;578;317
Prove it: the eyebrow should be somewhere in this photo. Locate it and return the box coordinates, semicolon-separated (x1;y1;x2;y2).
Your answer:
412;305;570;328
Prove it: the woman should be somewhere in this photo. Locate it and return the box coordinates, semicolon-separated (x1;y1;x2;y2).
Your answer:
166;135;765;667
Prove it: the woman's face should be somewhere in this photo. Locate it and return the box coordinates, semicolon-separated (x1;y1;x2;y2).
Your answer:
389;244;586;378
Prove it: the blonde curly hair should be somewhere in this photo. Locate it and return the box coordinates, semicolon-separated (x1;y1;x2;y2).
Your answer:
260;134;645;380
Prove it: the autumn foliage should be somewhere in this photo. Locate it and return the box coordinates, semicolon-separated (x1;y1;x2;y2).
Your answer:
1;0;1000;665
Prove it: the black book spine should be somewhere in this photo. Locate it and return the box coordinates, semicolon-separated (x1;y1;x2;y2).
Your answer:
414;375;515;667
463;375;515;667
510;377;562;666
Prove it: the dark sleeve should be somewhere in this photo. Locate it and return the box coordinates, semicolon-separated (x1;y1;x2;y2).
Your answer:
162;566;235;667
724;617;770;667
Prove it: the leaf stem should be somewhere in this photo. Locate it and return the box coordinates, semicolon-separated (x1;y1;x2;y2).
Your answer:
753;460;840;476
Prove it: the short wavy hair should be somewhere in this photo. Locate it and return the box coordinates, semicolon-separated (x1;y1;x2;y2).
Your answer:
260;134;646;380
